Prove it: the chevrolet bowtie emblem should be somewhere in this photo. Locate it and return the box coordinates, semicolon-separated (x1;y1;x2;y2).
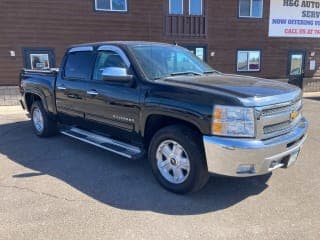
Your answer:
290;110;299;121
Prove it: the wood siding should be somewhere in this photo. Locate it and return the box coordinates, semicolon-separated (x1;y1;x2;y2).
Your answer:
0;0;319;85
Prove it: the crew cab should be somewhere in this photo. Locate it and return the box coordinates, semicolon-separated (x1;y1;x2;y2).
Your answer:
20;41;308;194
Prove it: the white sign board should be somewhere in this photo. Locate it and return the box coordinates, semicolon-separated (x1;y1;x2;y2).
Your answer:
269;0;320;38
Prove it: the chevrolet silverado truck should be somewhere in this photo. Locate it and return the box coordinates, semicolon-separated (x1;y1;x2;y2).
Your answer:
20;41;308;194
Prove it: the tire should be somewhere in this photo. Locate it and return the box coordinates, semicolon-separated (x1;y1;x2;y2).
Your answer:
31;101;57;137
148;125;209;194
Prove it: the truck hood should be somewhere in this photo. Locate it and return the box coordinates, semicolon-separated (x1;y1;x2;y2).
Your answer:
156;74;302;107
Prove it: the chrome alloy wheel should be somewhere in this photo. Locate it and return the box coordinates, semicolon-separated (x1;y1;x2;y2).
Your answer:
32;107;44;133
156;140;191;184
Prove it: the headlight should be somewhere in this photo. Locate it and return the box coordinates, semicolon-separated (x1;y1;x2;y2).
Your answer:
294;99;302;111
212;105;255;137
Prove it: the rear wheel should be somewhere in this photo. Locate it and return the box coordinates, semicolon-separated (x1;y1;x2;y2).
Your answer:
31;101;57;137
149;125;209;194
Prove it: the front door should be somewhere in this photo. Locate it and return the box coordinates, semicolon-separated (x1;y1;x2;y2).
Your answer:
84;45;141;144
288;51;305;89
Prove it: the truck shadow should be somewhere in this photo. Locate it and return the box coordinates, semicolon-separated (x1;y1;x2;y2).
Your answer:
0;120;271;216
304;96;320;101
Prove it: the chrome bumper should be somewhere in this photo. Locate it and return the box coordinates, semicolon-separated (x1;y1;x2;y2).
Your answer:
203;117;308;177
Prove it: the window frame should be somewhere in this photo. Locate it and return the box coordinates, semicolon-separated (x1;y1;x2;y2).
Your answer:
189;0;203;16
169;0;184;15
287;50;306;77
94;0;128;12
236;49;262;73
238;0;263;19
91;46;131;81
22;48;56;70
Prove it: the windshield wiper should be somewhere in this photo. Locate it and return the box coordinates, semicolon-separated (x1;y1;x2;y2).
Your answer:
203;70;221;74
153;71;204;80
170;71;203;76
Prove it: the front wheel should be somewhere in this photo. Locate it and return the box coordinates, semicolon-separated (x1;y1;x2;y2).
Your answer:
149;125;209;194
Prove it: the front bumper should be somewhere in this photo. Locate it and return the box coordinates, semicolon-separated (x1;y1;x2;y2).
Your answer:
203;117;308;177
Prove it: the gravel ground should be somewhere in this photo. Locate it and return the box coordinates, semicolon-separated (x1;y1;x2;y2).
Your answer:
0;98;319;240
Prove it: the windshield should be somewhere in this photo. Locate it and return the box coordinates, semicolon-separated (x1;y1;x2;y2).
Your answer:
130;44;216;80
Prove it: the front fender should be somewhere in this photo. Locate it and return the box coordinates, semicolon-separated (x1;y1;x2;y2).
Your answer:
140;104;211;137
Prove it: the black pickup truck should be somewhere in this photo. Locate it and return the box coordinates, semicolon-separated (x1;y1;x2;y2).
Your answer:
20;41;308;194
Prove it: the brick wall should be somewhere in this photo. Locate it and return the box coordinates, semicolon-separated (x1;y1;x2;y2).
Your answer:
0;86;20;106
1;0;320;87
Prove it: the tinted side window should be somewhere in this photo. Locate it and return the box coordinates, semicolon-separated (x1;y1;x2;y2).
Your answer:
64;51;94;79
93;51;127;81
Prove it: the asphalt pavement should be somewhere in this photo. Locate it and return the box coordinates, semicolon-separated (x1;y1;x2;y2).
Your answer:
0;97;319;240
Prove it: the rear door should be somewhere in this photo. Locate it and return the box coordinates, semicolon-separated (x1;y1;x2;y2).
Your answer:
83;45;141;144
55;47;95;126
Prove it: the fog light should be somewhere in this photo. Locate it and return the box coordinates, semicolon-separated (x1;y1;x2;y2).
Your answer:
270;160;280;169
237;164;255;174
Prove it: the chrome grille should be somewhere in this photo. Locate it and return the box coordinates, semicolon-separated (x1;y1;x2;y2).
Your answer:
261;105;293;117
256;99;302;139
261;99;302;117
263;121;291;134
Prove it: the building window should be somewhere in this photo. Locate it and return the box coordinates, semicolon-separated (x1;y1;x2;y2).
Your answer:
30;54;50;70
169;0;183;15
237;50;261;72
22;48;55;70
183;45;207;61
239;0;263;18
95;0;127;12
189;0;202;15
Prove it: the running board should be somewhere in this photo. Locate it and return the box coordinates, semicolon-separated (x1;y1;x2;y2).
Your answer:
60;127;143;159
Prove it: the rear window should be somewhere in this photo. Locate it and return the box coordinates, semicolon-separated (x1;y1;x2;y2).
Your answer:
64;51;94;79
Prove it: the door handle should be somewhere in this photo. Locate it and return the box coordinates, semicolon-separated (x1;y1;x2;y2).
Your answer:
57;85;67;91
86;90;99;96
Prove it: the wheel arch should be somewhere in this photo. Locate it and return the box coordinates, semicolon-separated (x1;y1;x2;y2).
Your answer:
143;113;204;148
25;91;48;113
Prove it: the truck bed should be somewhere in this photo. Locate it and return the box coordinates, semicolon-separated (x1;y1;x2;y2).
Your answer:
20;68;59;114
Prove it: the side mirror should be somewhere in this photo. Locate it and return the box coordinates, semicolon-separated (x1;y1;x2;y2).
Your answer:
101;67;133;84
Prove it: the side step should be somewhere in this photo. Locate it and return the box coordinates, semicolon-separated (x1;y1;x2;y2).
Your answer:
60;127;143;159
